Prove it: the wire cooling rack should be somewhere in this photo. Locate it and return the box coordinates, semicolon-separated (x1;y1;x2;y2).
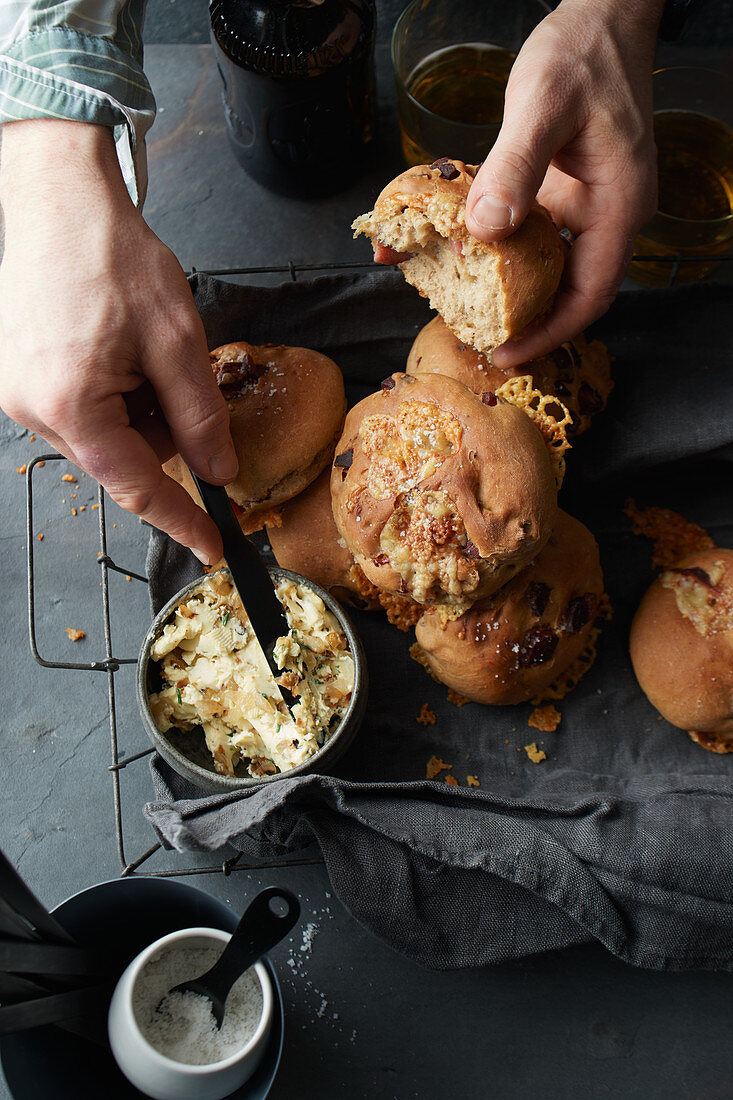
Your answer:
24;254;732;879
26;452;331;879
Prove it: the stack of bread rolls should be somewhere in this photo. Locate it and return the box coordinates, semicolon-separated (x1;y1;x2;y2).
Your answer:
277;160;609;708
166;158;613;713
164;158;729;749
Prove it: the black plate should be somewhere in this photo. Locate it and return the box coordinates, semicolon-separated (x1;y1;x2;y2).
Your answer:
0;878;284;1100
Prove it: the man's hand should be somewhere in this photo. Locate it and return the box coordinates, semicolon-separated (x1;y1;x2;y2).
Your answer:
0;119;237;564
465;0;664;367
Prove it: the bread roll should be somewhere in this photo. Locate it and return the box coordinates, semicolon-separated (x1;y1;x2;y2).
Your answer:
267;468;423;629
165;341;346;534
330;371;558;614
352;159;563;352
630;548;733;752
406;315;612;436
413;510;605;705
267;468;369;608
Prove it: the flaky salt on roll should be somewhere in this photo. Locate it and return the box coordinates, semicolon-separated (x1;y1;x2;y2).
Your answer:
406;315;613;437
330;371;558;615
165;341;346;534
630;548;733;753
412;510;605;705
352;159;564;353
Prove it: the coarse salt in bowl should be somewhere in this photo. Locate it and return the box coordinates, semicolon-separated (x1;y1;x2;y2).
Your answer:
108;926;274;1100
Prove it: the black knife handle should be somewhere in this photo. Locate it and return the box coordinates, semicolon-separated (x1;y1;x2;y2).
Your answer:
191;475;261;572
0;942;110;977
0;983;114;1036
0;851;75;946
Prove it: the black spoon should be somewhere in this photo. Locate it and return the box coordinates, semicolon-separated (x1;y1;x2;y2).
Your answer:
165;887;300;1028
190;473;292;687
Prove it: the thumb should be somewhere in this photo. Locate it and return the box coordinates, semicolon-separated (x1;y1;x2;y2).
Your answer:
144;315;239;485
466;92;567;242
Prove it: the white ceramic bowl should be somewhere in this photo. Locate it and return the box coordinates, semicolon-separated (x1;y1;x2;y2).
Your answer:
108;926;273;1100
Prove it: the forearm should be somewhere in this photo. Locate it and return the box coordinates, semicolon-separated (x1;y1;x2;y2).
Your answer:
0;1;154;204
1;119;129;213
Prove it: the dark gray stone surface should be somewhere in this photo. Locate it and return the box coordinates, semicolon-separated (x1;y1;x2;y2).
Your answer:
1;2;733;1097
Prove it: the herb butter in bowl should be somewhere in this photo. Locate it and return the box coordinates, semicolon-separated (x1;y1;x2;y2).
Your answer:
138;568;367;793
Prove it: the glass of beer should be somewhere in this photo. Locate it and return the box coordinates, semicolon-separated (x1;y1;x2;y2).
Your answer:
629;67;733;287
391;0;551;168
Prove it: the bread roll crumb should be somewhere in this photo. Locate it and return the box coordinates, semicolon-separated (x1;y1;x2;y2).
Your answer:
524;742;547;763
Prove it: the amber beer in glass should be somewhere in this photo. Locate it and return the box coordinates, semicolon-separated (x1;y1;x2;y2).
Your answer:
630;68;733;286
392;0;549;167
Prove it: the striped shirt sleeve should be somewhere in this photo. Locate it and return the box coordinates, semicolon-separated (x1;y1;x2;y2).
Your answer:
0;1;155;205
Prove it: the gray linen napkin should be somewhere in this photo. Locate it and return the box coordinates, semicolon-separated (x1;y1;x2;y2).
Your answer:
144;272;733;971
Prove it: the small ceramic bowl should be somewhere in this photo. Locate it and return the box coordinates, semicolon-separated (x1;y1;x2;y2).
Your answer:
0;878;284;1100
137;567;368;794
108;926;273;1100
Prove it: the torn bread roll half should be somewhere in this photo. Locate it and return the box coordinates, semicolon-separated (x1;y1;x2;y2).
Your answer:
412;510;606;705
164;341;346;534
330;371;559;616
352;159;564;353
630;547;733;753
406;315;613;437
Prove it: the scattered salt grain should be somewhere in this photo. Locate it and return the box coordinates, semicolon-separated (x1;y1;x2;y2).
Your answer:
133;944;263;1065
300;921;318;953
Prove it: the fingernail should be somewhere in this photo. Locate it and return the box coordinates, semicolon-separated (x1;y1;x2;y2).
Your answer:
191;547;211;566
472;194;513;231
208;445;238;482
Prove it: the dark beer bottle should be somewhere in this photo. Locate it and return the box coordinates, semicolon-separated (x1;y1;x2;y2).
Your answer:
210;0;377;198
